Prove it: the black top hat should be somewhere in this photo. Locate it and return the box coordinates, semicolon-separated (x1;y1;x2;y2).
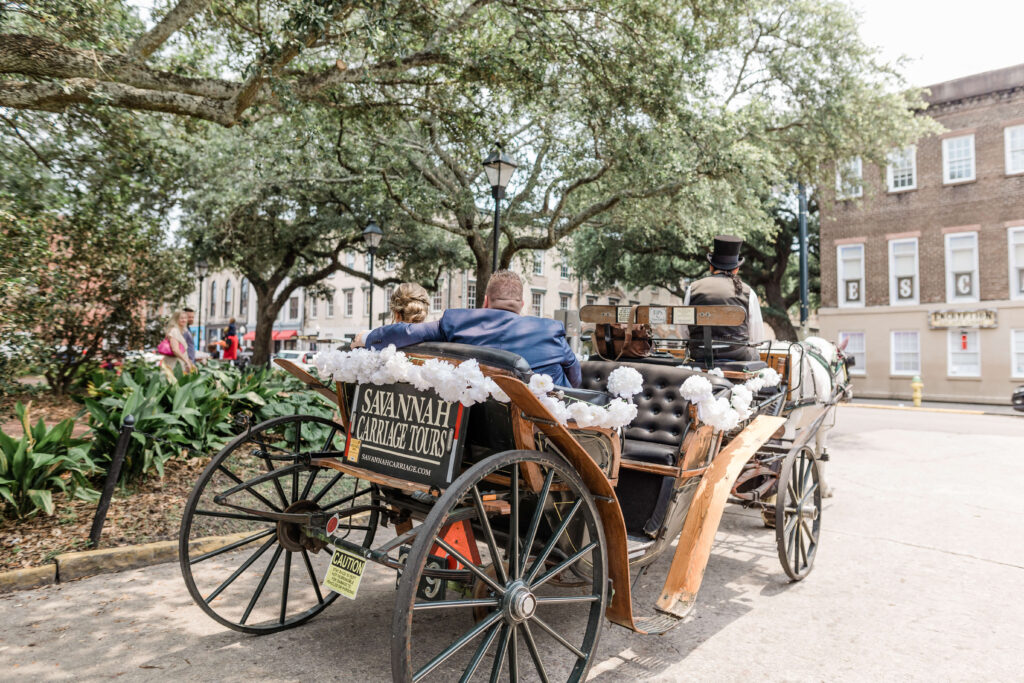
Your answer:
707;235;745;270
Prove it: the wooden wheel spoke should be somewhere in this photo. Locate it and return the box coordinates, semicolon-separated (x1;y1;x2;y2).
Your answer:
508;624;519;682
525;498;582;584
253;433;290;508
433;537;505;595
299;467;319;501
530;542;596;590
532;616;585;659
190;528;275;565
413;598;501;611
535;595;601;605
798;525;809;571
203;535;277;604
509;463;520;579
471;485;508;585
458;621;502;683
279;550;292;624
787;480;799;504
798;482;819;508
521;621;551;683
310;471;345;503
520;468;555;574
412;610;504;683
321;487;374;511
216;464;283;513
488;624;511;683
300;548;324;605
195;509;274;524
240;545;282;625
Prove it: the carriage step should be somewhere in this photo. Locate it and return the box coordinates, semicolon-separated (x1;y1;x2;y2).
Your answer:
626;535;655;559
633;613;684;635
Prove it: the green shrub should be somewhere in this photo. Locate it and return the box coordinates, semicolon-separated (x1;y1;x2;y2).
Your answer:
0;402;98;519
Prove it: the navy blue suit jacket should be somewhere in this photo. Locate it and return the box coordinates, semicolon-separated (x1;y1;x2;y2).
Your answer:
364;308;581;387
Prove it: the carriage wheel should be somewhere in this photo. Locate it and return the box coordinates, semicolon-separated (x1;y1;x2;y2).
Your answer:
393;450;608;683
179;414;379;634
775;447;821;581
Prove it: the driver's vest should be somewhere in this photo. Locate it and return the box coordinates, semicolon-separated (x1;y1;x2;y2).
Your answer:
686;273;757;361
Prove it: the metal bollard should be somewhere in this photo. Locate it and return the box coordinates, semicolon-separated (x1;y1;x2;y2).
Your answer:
911;375;923;407
89;414;136;548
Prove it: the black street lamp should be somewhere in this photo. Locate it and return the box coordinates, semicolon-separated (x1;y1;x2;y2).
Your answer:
482;144;518;275
195;259;209;346
363;221;384;328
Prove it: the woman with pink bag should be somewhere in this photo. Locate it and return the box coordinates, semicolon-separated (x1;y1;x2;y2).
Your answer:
159;310;194;381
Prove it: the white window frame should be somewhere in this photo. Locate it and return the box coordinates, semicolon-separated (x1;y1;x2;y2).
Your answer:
559;293;572;310
585;295;598;306
886;146;917;192
889;330;920;377
1004;124;1024;175
607;297;619;307
947;329;981;378
531;291;544;317
560;258;570;279
944;231;980;303
343;290;353;317
836;243;865;308
288;295;299;321
346;251;356;268
942;134;976;184
1012;329;1024;379
309;294;317;319
362;287;370;316
533;252;544;276
239;278;249;317
466;282;476;309
326;293;335;318
431;290;443;313
835;157;863;199
223;280;233;317
838;331;866;376
888;238;919;305
1008;227;1024;301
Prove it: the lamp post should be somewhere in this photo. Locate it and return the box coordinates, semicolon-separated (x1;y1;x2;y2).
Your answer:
363;221;384;328
195;259;209;346
482;144;518;276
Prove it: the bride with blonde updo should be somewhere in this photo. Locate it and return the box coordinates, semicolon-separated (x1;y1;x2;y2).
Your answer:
390;283;431;323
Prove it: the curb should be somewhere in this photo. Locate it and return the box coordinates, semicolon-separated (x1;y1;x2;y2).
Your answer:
842;402;1021;417
0;531;254;594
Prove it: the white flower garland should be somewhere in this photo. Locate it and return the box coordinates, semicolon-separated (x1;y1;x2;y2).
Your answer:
680;367;780;432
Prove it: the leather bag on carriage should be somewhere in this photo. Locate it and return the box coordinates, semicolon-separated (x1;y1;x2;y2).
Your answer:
593;307;653;360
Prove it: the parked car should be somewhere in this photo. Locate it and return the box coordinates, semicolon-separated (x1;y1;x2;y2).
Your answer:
1013;386;1024;412
273;350;315;372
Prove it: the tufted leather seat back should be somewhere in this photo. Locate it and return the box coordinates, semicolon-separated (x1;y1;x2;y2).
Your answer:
581;360;730;447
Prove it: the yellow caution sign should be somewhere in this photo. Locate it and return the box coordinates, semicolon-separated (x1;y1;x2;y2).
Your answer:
323;548;366;599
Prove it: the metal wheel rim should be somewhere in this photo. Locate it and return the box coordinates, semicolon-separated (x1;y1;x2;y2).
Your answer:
392;449;608;683
178;413;379;634
775;447;821;581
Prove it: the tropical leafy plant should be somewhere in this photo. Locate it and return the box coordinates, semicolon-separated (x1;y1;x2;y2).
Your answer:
0;402;98;519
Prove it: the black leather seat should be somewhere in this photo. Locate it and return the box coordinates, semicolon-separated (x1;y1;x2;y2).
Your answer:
710;359;767;373
406;342;533;380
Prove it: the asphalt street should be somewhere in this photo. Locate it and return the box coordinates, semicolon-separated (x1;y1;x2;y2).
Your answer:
1;406;1022;681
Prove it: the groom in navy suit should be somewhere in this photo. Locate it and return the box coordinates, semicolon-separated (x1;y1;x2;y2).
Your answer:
356;270;581;387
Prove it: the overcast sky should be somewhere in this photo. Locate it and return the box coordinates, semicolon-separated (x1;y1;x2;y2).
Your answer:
850;0;1024;86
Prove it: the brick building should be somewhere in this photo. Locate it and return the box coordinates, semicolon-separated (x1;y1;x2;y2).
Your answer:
819;64;1024;403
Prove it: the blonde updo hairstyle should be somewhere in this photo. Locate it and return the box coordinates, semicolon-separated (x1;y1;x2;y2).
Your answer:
391;283;430;323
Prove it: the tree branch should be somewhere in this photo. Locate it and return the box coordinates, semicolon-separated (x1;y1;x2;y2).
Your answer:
128;0;212;59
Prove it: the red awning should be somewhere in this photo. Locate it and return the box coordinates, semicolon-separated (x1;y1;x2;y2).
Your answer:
272;330;298;340
242;331;255;341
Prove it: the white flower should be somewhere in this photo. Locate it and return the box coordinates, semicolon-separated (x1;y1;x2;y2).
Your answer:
758;367;781;387
730;384;754;419
707;367;725;378
680;375;714;403
539;394;570;425
607;367;643;399
528;373;555;396
483;377;510;403
697;396;740;431
567;401;600;427
745;377;766;393
604;398;638;428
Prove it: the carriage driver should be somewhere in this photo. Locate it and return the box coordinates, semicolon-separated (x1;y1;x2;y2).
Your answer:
682;235;766;362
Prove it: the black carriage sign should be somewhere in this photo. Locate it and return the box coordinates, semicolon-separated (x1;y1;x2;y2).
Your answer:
343;383;468;488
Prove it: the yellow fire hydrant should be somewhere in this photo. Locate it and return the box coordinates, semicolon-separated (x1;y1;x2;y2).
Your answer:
911;375;923;407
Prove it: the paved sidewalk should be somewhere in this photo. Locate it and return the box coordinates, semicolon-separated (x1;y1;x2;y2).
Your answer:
0;407;1021;681
850;396;1023;416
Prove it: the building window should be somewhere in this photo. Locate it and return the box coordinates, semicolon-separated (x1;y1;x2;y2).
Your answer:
340;290;350;317
309;293;317;319
948;329;981;377
886;146;916;192
888;238;918;305
560;258;570;279
288;295;299;320
363;288;370;316
223;280;233;317
945;232;979;302
326;292;335;318
1005;125;1024;175
586;295;598;306
466;282;477;308
384;286;394;316
835;157;862;199
209;281;217;317
239;278;249;317
533;251;544;276
1012;330;1024;378
431;290;443;312
531;291;544;317
607;297;619;307
838;331;866;376
384;257;395;271
890;330;920;376
942;134;975;184
346;251;356;269
1009;227;1024;299
559;294;572;309
836;244;864;307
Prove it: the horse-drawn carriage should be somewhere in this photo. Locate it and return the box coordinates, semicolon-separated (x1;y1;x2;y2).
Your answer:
178;304;851;681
